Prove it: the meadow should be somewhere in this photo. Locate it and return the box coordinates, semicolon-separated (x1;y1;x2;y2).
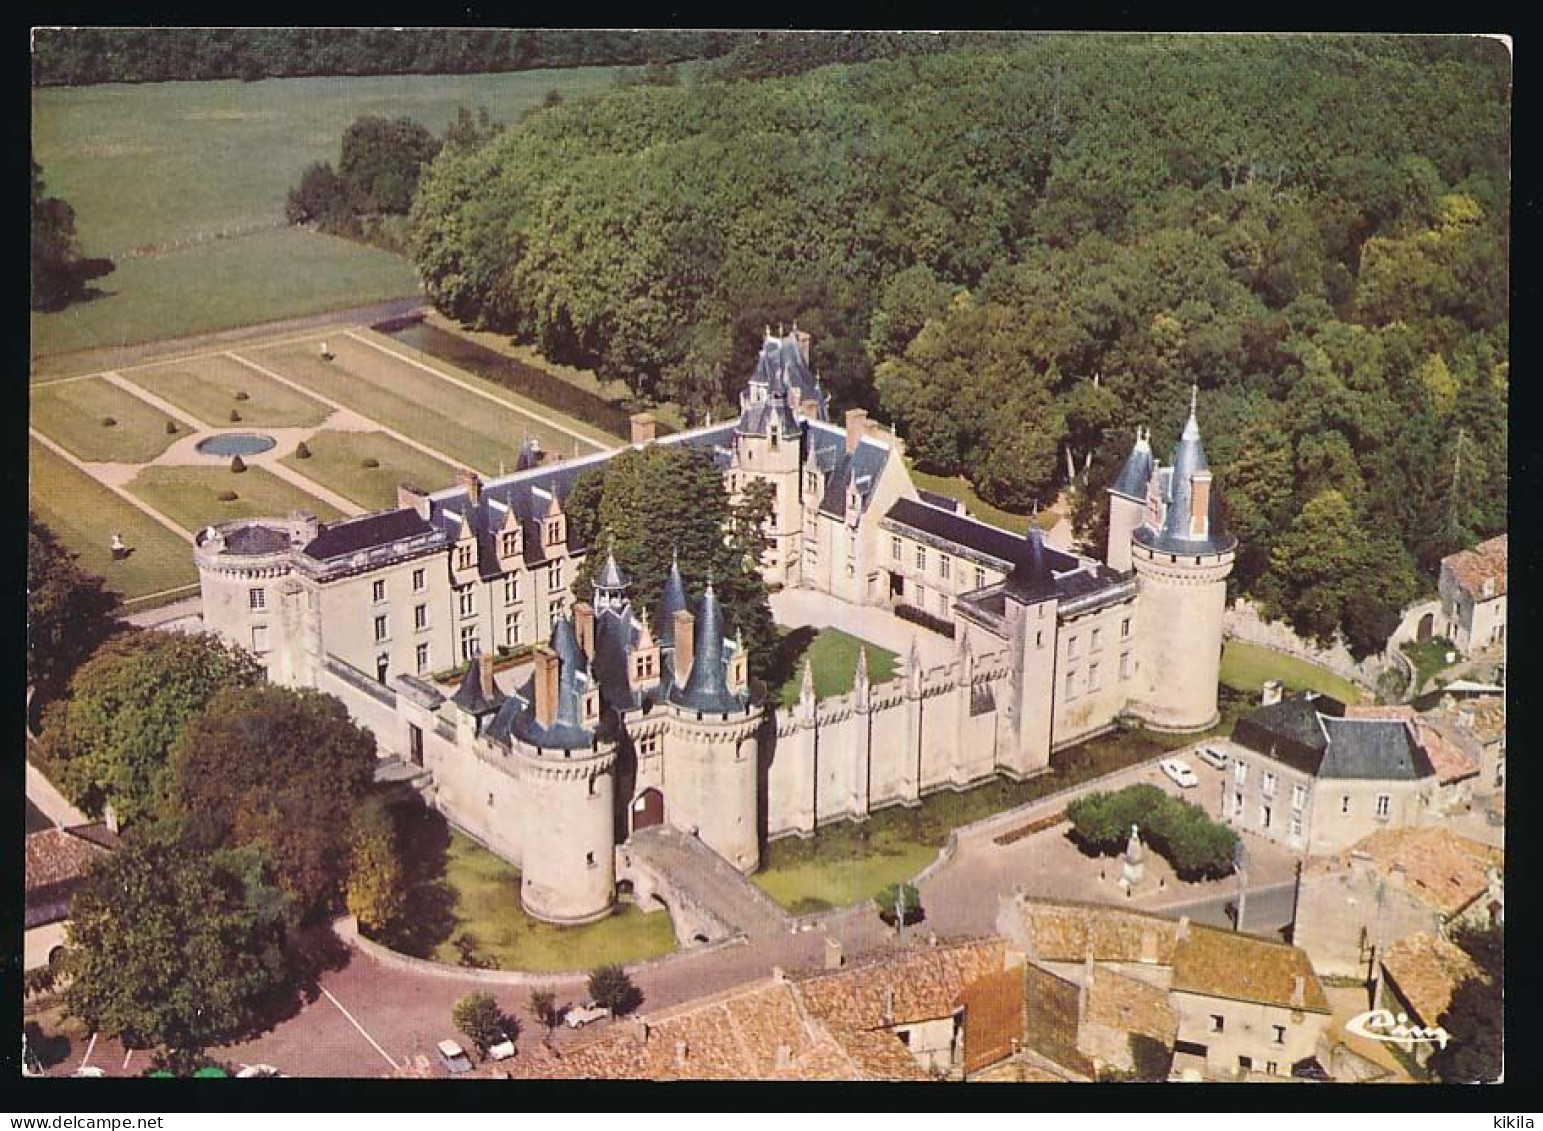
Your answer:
31;377;190;463
126;354;331;429
281;429;457;511
127;464;346;532
30;66;632;359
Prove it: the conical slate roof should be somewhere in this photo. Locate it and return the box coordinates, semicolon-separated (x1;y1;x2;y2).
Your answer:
1135;389;1236;556
1110;429;1154;502
595;542;629;592
451;652;506;715
673;580;747;714
655;553;689;646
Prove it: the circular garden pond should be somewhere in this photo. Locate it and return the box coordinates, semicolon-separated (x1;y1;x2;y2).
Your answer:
196;432;277;458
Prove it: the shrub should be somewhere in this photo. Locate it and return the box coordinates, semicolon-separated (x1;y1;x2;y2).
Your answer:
229;409;242;423
529;987;560;1038
234;390;250;401
165;419;179;434
875;881;924;927
360;457;380;469
294;441;311;459
101;416;116;427
587;964;643;1017
229;455;246;473
216;490;239;502
1066;783;1238;881
452;992;505;1056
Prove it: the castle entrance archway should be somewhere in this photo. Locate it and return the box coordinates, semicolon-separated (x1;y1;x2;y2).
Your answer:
632;788;664;832
1417;612;1435;642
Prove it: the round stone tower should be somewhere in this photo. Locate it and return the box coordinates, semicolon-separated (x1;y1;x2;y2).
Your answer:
193;514;318;687
501;617;619;924
1129;391;1237;732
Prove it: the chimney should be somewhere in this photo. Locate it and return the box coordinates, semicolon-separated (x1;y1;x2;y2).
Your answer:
630;412;657;446
1386;864;1406;890
771;966;786;983
801;396;821;420
882;987;895;1027
674;1040;689;1069
533;646;560;728
824;936;844;970
631;1018;650;1046
1189;471;1212;537
845;408;868;456
1290;975;1306;1009
1262;679;1284;706
397;482;431;520
1458;706;1476;731
479;652;497;701
288;513;321;547
457;468;483;505
673;608;695;684
574;601;595;658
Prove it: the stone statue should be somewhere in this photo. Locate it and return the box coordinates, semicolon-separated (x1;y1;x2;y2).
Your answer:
110;531;128;560
1120;823;1146;894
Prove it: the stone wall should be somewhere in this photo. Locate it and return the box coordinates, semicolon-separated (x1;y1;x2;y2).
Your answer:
1224;597;1385;693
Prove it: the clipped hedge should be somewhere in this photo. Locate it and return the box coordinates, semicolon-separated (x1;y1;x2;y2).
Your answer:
1066;783;1238;881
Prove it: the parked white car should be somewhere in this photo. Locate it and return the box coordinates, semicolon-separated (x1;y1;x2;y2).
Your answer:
235;1064;283;1078
565;1002;611;1029
487;1034;516;1061
1197;746;1228;770
1159;758;1199;789
435;1039;473;1075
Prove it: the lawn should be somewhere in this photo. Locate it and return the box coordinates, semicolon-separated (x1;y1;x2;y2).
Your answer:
127;463;345;532
906;465;1061;535
248;334;612;474
124;354;330;429
31;67;636;360
1219;639;1366;705
281;429;458;511
774;626;899;708
382;804;677;974
30;377;189;463
751;719;1212;913
1401;636;1459;693
29;437;197;603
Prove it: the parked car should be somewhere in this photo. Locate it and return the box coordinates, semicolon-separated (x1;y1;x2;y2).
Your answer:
1197;746;1228;770
435;1039;473;1075
1159;758;1199;789
235;1064;283;1078
487;1032;516;1062
72;1067;106;1078
565;1002;611;1029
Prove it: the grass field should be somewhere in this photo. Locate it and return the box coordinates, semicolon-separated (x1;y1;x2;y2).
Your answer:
1401;636;1459;693
249;335;611;474
775;627;899;709
383;805;676;973
30;67;634;359
906;465;1061;534
29;438;197;601
127;463;345;532
282;429;457;511
30;229;421;360
1219;640;1366;704
124;352;331;429
31;377;190;463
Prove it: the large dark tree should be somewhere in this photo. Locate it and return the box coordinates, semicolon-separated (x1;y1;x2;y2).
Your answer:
1429;923;1503;1084
170;684;377;920
63;821;292;1056
31;160;113;311
338;116;442;215
27;513;121;697
37;631;262;825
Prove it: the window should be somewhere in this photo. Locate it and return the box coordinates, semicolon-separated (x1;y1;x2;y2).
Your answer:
1121;617;1131;638
1088;662;1100;691
1091;627;1101;651
250;624;268;653
891;535;903;562
1260;804;1272;830
639;734;661;758
1068;635;1080;659
416;642;430;674
548;561;563;591
1291;784;1306;811
459;626;480;661
505;613;520;647
1262;771;1276;797
414;604;428;631
1120;652;1131;680
1289;815;1303;842
586;851;596;868
936;590;948;617
372;579;386;603
248;587;266;611
1231;792;1243;818
376;654;389;683
1376;794;1391;818
1065;669;1077;700
1272;1025;1286;1045
374;614;388;642
975;567;986;589
939;554;951;581
546;520;562;545
1266;1061;1279;1076
504;575;520;604
1238;1056;1252;1071
456;543;474;571
915;545;926;571
1210;1015;1225;1033
548;598;564;627
412;567;426;592
487;792;494;808
1341;795;1351;814
1035;629;1045;649
1233;761;1248;786
408;723;423;764
915;584;928;609
500;531;518;558
457;585;475;618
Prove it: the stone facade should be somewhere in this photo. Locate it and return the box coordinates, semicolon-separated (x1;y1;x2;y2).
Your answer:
1438;534;1507;655
194;330;1237;924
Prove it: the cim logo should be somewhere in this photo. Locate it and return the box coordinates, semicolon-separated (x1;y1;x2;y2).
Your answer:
1345;1008;1452;1050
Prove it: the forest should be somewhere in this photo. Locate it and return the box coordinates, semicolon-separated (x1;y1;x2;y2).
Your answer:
406;35;1510;658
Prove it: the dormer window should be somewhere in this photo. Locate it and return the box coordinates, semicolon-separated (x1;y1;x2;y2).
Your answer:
546;520;562;545
456;544;474;571
501;531;519;558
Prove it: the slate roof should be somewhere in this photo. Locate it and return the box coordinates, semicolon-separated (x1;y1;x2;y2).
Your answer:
1442;534;1507;600
304;508;433;561
1381;932;1482;1026
1132;404;1236;557
806;422;890;518
1317;718;1434;781
223;523;293;556
1231;694;1346;776
490;616;601;751
751;333;827;418
449;654;506;715
1110;433;1155;502
670;582;750;715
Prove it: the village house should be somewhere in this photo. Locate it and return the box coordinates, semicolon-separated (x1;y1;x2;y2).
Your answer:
1437;534;1507;656
24;823;118;972
1375;932;1485;1069
1292;826;1503;980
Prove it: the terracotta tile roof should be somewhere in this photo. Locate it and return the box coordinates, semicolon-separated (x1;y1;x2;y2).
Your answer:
1346;827;1502;916
1412;720;1479;784
1442;535;1507;600
794;938;1009;1030
1381;932;1482;1026
1171;925;1330;1014
1009;898;1182;965
25;826;115;901
1442;696;1506;745
1084;965;1178;1047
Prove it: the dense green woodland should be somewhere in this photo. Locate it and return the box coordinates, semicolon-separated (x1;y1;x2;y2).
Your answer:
31;28;746;86
408;36;1510;656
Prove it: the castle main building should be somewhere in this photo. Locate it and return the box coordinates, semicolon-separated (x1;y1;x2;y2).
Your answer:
196;329;1235;923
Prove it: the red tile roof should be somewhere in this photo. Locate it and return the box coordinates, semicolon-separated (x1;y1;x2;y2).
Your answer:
1442;535;1507;600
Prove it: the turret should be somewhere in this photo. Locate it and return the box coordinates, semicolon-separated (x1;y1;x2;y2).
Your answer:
1106;428;1153;573
593;537;629;613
